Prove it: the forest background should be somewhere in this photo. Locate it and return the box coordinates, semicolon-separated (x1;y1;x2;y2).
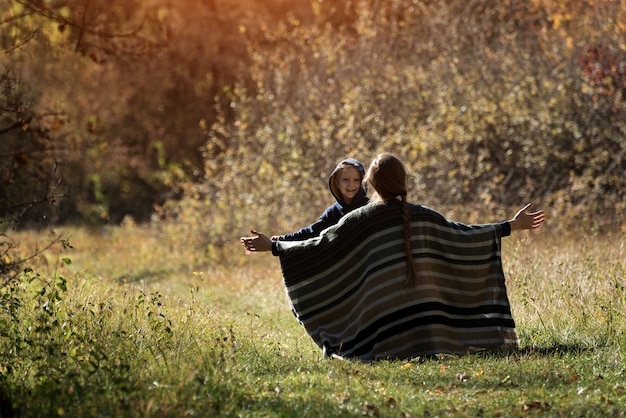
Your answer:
1;1;626;416
1;0;625;266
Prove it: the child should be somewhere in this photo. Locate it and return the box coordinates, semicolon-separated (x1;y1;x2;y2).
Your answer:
271;157;369;241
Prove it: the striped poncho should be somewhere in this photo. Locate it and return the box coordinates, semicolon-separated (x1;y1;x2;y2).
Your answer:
275;201;519;361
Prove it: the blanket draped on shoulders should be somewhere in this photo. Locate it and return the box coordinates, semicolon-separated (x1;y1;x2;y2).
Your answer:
275;201;519;361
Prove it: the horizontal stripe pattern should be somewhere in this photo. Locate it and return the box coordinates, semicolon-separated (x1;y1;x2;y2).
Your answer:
276;201;518;361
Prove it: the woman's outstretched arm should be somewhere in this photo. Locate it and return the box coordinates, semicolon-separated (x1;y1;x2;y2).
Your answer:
509;203;546;231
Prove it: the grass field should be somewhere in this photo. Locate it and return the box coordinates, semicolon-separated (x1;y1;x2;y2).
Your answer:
1;223;625;417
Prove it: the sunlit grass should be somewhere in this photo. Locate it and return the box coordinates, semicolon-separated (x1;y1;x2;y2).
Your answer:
2;224;625;417
503;230;626;350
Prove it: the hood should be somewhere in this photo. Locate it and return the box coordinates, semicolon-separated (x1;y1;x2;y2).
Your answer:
328;158;368;207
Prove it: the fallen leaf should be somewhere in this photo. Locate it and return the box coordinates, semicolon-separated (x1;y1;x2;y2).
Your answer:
456;372;469;382
361;402;379;416
522;401;550;412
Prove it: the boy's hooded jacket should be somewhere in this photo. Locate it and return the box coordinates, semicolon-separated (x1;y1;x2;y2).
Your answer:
277;158;369;241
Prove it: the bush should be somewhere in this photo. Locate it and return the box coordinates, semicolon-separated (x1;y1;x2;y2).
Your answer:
160;0;624;258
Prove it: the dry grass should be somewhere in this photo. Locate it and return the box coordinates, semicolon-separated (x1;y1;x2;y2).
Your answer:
12;223;626;342
3;223;625;417
502;229;625;348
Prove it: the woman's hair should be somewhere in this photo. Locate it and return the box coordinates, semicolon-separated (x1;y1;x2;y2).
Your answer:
364;153;419;287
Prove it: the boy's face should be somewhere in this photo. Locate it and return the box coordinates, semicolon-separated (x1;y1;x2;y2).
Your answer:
336;166;362;204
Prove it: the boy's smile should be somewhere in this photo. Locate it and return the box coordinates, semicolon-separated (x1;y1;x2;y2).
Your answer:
337;166;362;204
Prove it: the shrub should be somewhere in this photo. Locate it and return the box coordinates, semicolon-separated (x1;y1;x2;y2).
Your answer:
162;0;625;258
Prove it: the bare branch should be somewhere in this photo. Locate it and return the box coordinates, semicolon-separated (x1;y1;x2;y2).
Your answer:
18;0;154;41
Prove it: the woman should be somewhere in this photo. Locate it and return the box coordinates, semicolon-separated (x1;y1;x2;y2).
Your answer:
241;153;545;361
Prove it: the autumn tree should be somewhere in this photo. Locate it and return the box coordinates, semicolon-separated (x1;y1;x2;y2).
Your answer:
0;0;166;278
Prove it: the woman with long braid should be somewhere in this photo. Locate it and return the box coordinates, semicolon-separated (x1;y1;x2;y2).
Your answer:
363;153;420;287
241;153;545;360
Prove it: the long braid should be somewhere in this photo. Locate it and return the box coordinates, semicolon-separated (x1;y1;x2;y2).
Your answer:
401;195;419;287
365;152;419;287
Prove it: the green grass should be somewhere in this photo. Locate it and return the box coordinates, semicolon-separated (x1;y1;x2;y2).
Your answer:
1;225;625;417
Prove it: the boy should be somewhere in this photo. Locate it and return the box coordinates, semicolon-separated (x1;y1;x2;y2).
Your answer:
272;157;369;241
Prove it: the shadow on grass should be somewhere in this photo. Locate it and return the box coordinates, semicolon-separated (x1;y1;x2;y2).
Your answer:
463;343;600;360
113;266;192;284
516;343;599;356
